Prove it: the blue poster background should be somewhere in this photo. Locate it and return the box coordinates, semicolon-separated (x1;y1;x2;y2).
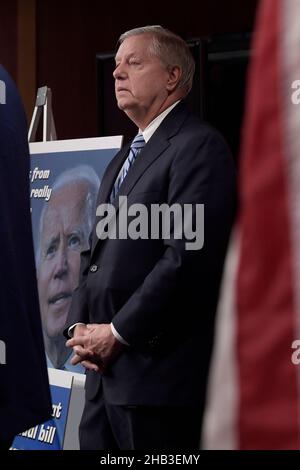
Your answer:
12;381;72;450
29;143;120;374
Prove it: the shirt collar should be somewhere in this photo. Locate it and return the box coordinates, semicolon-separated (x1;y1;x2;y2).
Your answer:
139;100;181;143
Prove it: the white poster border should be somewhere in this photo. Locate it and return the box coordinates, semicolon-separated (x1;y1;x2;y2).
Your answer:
30;135;123;154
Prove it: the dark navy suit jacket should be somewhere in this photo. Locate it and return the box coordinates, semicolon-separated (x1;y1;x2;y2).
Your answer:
67;101;236;421
0;65;51;441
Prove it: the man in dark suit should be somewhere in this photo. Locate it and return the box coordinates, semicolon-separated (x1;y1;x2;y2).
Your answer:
0;65;52;449
66;26;236;449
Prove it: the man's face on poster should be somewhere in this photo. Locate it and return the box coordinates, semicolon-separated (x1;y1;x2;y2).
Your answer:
37;182;90;339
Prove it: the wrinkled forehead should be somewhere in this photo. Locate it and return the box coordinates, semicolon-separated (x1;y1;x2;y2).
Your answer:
41;183;89;237
51;181;89;205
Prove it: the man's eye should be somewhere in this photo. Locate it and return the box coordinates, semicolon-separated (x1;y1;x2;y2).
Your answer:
69;235;81;248
45;244;56;258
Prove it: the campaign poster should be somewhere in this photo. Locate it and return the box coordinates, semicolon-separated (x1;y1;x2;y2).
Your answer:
29;136;123;374
12;369;73;450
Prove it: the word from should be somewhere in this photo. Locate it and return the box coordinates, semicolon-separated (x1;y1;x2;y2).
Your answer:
30;167;51;183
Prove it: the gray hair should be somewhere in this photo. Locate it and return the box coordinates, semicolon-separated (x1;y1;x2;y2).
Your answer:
119;25;195;95
36;165;100;267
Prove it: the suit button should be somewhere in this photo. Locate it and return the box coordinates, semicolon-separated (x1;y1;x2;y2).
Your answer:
90;264;98;273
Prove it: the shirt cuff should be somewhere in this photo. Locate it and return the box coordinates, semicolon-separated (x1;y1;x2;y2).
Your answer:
110;322;129;346
68;322;86;338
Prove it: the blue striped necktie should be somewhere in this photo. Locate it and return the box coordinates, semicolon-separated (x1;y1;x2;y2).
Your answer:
110;133;145;202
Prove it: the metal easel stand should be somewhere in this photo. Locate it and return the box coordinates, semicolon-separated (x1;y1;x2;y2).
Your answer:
28;86;57;142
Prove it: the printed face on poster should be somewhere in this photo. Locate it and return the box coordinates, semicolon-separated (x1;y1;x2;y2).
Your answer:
29;136;122;374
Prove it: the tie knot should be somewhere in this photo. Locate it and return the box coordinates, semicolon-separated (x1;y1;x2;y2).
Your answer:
130;134;145;151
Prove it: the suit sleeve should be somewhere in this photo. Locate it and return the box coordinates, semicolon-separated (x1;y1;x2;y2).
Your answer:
112;128;236;349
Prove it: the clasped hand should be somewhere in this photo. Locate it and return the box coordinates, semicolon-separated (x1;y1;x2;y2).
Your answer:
65;323;124;373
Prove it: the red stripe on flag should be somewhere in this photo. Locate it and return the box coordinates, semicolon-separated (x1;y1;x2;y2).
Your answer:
236;0;299;449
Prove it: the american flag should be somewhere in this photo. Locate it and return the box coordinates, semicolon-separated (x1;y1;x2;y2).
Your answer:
202;0;300;449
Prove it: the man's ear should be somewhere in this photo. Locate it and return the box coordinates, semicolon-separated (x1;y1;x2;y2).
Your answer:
166;65;182;92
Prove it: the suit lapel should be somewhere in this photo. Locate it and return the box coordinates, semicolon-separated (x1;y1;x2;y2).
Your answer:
116;135;170;199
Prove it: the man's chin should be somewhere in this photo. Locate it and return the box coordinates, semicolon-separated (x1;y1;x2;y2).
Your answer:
116;101;127;110
43;300;72;335
116;99;135;111
44;317;68;340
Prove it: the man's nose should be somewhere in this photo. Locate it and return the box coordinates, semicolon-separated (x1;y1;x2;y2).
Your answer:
113;63;127;80
53;247;68;279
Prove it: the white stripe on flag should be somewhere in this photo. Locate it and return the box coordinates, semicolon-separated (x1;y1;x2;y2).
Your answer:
202;229;239;449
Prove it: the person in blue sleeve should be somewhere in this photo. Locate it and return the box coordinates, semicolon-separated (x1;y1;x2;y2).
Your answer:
0;64;52;450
